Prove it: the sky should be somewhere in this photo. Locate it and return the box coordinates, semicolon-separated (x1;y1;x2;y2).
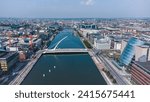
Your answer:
0;0;150;18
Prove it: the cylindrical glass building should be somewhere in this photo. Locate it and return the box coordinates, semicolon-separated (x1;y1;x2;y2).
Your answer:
119;37;144;66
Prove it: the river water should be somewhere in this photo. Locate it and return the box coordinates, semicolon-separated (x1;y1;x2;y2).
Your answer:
21;29;106;85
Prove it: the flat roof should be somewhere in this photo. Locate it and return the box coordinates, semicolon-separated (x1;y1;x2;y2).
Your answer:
0;50;8;57
134;61;150;74
0;51;17;59
138;45;149;48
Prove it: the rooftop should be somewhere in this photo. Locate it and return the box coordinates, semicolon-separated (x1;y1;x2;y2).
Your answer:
0;51;17;60
134;61;150;74
0;50;7;57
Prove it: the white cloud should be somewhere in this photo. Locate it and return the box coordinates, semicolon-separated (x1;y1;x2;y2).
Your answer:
81;0;95;6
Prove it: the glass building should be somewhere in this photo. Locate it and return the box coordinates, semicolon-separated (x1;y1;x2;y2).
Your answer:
119;37;144;66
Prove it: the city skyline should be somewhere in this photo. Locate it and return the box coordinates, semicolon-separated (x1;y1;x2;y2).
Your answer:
0;0;150;18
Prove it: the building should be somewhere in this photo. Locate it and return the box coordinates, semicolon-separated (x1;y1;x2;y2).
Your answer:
80;23;98;29
19;51;26;62
80;29;99;37
0;39;2;49
113;42;121;50
33;39;42;49
119;37;144;66
118;37;150;84
130;61;150;85
0;51;19;72
87;32;111;50
18;38;42;50
6;46;18;51
111;37;122;50
121;40;127;53
88;33;100;44
135;45;150;62
94;37;111;50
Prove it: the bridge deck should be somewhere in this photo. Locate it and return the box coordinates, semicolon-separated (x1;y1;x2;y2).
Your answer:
43;49;88;54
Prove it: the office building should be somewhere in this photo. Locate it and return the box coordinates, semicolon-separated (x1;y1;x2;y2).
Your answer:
80;24;98;29
111;37;122;50
119;37;144;66
80;29;99;37
0;51;19;72
113;42;121;50
135;45;150;62
121;40;127;53
94;37;111;50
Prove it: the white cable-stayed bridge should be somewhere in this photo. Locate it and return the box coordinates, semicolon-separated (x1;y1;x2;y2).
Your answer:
44;36;88;54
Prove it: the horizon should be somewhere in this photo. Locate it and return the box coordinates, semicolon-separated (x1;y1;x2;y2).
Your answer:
0;17;150;19
0;0;150;18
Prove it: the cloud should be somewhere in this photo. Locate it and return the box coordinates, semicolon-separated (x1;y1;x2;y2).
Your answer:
81;0;95;6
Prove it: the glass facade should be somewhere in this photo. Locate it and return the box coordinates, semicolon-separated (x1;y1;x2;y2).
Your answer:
119;37;144;66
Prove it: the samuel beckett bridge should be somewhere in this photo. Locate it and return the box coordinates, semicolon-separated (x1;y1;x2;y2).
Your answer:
43;36;88;54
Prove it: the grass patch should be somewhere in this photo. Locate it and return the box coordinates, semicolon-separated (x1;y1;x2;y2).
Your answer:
83;40;92;49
